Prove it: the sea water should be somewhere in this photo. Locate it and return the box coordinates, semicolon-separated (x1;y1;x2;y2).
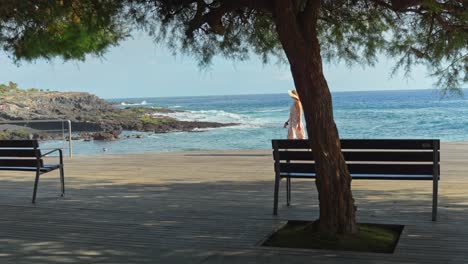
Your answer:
43;89;468;155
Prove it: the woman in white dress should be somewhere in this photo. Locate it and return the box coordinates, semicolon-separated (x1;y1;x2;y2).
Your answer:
283;90;305;139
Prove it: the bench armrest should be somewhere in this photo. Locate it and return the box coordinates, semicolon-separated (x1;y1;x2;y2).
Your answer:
40;148;63;165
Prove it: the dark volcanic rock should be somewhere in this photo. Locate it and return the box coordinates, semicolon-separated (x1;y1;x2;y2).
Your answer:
152;121;237;133
91;131;119;141
31;132;53;140
124;106;183;113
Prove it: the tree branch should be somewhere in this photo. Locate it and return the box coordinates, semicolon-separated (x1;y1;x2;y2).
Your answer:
185;0;272;37
370;0;467;33
390;0;423;11
370;0;427;11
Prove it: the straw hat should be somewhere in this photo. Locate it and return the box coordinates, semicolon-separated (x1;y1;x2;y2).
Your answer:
288;90;300;100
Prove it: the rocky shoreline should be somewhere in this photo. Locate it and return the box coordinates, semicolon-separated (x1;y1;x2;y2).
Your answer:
0;82;237;141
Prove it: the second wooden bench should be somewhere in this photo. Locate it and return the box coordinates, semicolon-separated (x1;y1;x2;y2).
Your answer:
272;139;440;221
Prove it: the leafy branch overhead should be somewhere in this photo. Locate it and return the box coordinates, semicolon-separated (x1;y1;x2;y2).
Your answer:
1;0;466;90
0;1;127;61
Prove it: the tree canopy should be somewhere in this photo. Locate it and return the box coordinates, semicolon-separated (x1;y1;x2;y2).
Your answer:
1;0;466;91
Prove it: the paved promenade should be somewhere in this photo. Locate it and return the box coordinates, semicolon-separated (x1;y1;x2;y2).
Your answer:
0;143;467;263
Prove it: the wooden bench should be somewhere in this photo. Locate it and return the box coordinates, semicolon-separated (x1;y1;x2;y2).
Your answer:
272;139;440;221
0;140;65;203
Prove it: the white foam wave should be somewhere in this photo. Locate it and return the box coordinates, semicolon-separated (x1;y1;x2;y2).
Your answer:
255;108;289;113
153;109;271;128
121;100;147;106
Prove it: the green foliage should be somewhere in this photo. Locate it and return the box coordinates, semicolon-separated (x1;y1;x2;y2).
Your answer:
317;0;467;93
0;81;20;94
0;82;54;95
380;0;468;94
139;115;174;125
0;129;30;140
109;107;150;120
318;2;393;67
128;107;153;114
0;1;127;62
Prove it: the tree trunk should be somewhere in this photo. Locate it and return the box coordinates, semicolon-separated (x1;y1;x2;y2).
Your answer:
272;0;357;236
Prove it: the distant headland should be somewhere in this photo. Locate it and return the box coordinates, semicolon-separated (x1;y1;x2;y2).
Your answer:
0;82;237;140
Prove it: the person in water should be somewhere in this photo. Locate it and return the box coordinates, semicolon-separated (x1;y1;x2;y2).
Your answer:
283;90;306;139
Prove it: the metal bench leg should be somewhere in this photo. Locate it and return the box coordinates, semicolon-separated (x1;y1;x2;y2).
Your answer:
432;142;439;221
432;176;438;221
60;165;65;196
273;174;280;215
286;178;291;206
32;171;40;204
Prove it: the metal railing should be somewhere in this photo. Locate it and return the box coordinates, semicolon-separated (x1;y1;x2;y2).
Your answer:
0;119;72;158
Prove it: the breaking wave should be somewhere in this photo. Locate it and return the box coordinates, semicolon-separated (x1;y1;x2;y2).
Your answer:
153;109;272;128
121;100;147;106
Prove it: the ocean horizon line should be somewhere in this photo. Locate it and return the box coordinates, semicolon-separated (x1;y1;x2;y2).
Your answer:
103;88;467;100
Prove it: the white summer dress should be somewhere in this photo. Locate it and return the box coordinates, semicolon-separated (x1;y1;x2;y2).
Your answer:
287;101;305;139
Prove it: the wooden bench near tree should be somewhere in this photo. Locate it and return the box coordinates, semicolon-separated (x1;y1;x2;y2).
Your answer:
272;139;440;221
0;140;65;203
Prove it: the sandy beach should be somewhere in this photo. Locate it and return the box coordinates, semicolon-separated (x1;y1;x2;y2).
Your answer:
0;142;467;263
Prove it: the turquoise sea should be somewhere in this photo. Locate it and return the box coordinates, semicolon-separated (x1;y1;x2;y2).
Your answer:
44;89;468;155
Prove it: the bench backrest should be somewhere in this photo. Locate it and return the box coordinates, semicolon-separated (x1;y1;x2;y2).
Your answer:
272;139;440;179
0;140;43;167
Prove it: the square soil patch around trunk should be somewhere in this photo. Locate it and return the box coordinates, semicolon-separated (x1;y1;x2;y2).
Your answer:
261;220;404;253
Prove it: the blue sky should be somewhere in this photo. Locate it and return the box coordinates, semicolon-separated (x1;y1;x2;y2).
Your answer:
0;33;435;99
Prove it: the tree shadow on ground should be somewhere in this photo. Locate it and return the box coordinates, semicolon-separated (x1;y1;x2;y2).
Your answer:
0;176;467;264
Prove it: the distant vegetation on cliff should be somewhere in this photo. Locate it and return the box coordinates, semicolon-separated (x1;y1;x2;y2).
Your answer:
0;81;52;94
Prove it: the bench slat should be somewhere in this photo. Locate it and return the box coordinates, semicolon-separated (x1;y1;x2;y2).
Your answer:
0;159;43;167
279;173;434;180
0;164;59;172
279;163;436;175
0;149;41;157
0;140;39;148
273;139;439;150
278;150;439;162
